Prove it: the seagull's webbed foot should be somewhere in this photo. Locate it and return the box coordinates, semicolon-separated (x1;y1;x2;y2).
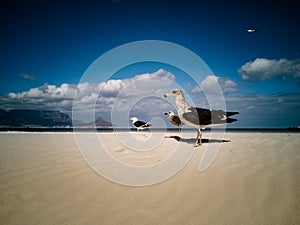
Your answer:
194;138;202;147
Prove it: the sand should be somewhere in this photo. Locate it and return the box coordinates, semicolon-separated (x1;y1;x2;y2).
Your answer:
0;131;299;225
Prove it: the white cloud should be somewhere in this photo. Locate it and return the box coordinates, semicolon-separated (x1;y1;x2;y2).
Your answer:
7;83;78;101
238;58;300;81
98;68;175;98
192;75;238;95
1;69;176;123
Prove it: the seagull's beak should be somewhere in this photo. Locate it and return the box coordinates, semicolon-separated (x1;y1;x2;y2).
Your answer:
164;112;168;115
163;91;172;98
164;89;177;98
129;118;133;121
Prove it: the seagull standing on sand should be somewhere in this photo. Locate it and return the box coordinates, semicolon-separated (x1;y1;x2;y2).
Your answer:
164;111;182;132
129;117;151;132
164;89;239;146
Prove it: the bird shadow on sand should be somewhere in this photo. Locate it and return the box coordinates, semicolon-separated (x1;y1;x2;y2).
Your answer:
164;135;230;144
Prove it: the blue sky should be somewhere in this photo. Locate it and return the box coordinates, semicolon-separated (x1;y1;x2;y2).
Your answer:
0;0;299;128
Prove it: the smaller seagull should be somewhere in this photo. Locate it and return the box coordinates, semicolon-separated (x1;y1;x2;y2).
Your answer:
164;111;182;132
129;117;151;132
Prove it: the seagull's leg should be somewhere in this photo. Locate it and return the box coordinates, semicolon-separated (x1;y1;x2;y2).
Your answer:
195;128;202;146
141;128;147;138
199;128;202;145
195;128;199;146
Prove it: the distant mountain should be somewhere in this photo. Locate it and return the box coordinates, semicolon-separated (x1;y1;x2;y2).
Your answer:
0;109;113;128
95;117;112;126
0;109;72;127
86;117;113;127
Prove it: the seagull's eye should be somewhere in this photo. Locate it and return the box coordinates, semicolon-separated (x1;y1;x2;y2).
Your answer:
172;90;177;94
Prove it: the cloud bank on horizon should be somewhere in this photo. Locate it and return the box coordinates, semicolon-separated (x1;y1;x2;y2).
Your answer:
1;69;177;124
1;64;300;128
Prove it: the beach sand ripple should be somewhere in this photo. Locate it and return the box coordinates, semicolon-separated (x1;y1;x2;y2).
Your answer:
0;132;299;225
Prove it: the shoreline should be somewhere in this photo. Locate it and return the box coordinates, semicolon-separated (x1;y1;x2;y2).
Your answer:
1;127;300;133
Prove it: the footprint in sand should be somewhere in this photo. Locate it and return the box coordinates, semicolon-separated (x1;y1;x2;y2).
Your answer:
132;132;152;140
115;148;126;153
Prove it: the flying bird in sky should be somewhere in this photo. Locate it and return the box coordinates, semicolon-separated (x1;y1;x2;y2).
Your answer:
164;89;239;146
245;28;256;33
129;117;151;132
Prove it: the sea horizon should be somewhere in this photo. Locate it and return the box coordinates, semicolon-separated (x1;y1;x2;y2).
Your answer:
0;127;299;133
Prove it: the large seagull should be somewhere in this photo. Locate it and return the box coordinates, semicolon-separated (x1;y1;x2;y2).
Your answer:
164;89;239;146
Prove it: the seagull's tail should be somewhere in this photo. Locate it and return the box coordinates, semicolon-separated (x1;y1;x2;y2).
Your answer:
143;122;151;128
226;118;238;123
225;111;239;124
226;111;239;117
211;110;239;124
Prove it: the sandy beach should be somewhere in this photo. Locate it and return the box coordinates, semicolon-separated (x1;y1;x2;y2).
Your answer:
0;131;299;225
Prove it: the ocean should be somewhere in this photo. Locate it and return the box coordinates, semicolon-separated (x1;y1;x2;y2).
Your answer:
0;127;299;133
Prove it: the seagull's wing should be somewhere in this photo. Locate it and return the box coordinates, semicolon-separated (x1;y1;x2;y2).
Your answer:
172;115;182;125
182;107;212;125
134;121;147;127
183;108;239;125
135;121;151;128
